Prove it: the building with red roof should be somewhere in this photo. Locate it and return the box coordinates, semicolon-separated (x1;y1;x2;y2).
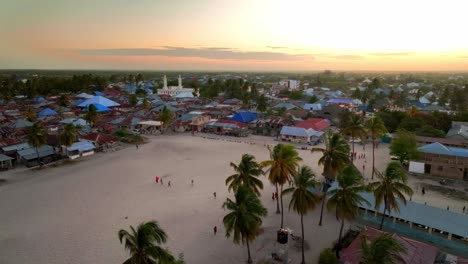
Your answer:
294;117;330;131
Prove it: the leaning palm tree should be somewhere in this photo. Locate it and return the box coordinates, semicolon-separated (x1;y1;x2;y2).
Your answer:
360;233;407;264
27;122;48;165
368;162;413;230
311;131;350;226
118;221;176;264
327;166;369;253
341;115;365;162
223;185;267;264
365;117;388;179
226;154;264;196
260;143;302;228
261;145;281;214
283;166;320;264
60;123;78;147
85;104;98;127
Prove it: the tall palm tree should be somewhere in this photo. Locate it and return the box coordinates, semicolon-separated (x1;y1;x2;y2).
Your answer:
118;221;175;264
360;233;406;264
85;104;98;127
283;166;320;264
27;122;48;165
369;162;413;230
327;166;369;254
223;186;267;264
60;123;78;147
226;154;264;196
159;106;173;134
24;105;36;121
341;115;365;162
311;131;350;226
260;143;302;228
365;117;388;179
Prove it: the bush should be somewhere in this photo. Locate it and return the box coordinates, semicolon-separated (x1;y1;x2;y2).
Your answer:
318;248;339;264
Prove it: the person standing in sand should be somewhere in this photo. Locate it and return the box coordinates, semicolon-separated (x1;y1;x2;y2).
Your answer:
213;226;217;235
213;192;216;198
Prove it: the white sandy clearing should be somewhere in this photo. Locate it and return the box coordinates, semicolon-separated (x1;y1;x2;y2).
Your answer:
0;134;465;264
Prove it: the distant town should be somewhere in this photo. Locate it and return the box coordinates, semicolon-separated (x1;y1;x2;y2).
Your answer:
0;70;467;264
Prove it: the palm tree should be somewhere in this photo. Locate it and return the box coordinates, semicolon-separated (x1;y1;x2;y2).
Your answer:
327;166;369;254
369;162;413;230
360;233;406;264
118;221;176;264
365;117;388;179
341;115;365;162
283;166;320;264
60;123;78;147
226;154;264;196
159;106;173;133
407;106;419;118
24;106;36;121
311;131;350;226
260;143;302;228
27;122;47;165
223;185;267;264
85;104;98;127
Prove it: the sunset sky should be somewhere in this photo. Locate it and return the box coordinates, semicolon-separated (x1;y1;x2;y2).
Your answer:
1;0;468;71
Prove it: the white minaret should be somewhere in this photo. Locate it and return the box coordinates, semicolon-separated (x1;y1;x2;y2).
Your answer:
163;75;168;89
178;75;182;89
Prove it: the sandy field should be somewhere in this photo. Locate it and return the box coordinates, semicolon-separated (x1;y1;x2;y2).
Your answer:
0;134;466;264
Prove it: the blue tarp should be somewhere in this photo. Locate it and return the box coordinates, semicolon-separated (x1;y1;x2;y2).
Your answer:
38;108;58;116
230;111;258;123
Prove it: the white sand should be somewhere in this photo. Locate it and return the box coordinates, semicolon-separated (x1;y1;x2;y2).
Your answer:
0;134;466;264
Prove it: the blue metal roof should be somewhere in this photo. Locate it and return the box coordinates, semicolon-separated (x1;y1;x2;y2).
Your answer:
280;126;324;138
230;111;258;123
38;108;58;116
67;141;95;152
419;142;468;158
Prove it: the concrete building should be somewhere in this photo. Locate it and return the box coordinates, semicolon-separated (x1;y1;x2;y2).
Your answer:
409;142;468;180
289;79;300;90
279;126;324;144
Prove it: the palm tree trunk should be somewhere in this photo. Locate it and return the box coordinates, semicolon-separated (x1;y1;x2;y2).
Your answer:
275;183;280;214
338;218;345;248
318;193;326;226
280;184;284;228
379;200;387;230
35;147;41;166
351;140;355;162
371;139;375;179
246;239;252;264
301;213;305;264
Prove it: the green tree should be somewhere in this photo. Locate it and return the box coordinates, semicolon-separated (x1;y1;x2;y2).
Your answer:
27;122;48;165
58;94;69;107
369;78;381;90
85;104;98;127
365;117;388;179
327;166;369;252
369;162;413;230
318;248;339;264
159;106;173;134
118;221;176;264
223;186;267;264
24;106;36;122
282;166;320;264
142;98;150;109
389;130;420;165
257;95;267;112
311;131;350;226
260;144;302;228
226;154;264;196
308;95;319;103
341;115;365;162
360;233;407;264
129;94;138;107
60;123;77;147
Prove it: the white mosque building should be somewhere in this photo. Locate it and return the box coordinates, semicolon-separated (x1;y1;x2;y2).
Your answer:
157;75;195;97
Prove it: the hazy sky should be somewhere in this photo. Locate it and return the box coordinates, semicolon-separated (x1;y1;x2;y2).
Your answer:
1;0;468;71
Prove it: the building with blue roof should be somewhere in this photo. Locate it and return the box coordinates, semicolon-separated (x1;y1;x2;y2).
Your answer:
77;96;120;108
279;126;324;144
86;103;110;112
67;141;95;160
230;111;258;123
38;108;58;116
409;142;468;180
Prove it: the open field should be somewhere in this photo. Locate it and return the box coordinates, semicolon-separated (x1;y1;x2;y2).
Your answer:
0;135;466;263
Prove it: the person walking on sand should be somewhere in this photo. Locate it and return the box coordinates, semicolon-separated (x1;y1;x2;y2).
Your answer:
160;178;163;185
136;144;138;149
463;206;466;213
213;192;216;198
191;179;194;186
155;176;159;183
213;226;217;235
422;187;425;195
168;181;171;187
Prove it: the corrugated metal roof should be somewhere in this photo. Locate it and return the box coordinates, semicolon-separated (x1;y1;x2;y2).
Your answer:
67;141;95;152
17;145;55;160
280;126;324;137
419;142;468;158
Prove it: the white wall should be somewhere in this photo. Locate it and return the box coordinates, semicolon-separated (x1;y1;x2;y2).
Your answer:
409;161;425;173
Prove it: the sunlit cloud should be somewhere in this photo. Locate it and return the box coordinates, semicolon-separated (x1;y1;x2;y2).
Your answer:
266;46;288;49
71;46;314;61
369;52;415;56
